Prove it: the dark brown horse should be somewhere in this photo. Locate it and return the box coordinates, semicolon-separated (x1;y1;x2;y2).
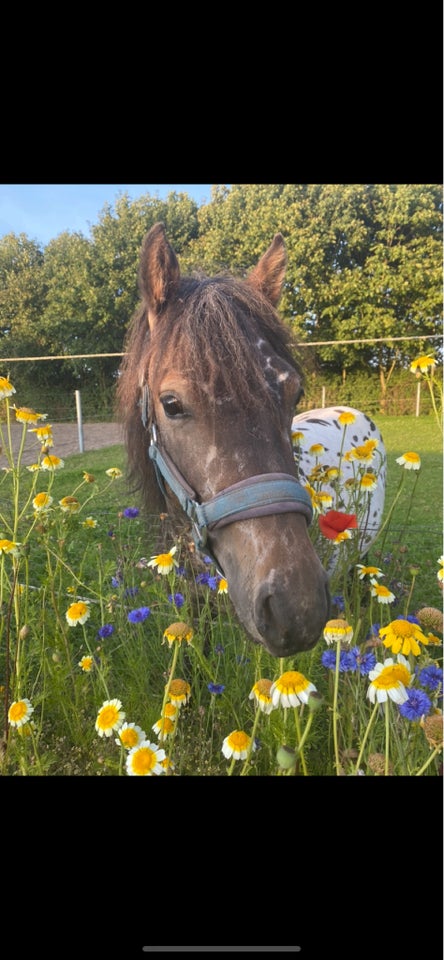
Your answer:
118;223;330;656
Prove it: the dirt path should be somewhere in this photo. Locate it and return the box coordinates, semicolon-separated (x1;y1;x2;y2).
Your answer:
2;421;124;467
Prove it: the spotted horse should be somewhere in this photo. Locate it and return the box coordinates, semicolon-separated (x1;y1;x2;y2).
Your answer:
291;405;386;573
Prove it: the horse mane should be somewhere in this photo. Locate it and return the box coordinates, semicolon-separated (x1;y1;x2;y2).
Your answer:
117;268;303;516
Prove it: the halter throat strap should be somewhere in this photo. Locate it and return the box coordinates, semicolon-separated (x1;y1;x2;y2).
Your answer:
148;424;313;553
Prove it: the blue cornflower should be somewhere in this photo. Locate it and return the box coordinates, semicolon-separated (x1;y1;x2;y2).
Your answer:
399;687;432;721
196;572;217;590
124;586;139;597
97;624;114;639
176;565;187;577
321;649;351;672
346;646;377;676
127;606;150;623
215;644;225;655
207;682;225;695
332;595;345;612
203;555;214;565
123;507;140;519
397;613;420;625
418;664;443;692
168;592;185;609
111;576;121;588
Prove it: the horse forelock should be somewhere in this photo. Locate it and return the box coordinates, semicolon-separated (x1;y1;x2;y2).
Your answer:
117;270;303;513
148;273;303;409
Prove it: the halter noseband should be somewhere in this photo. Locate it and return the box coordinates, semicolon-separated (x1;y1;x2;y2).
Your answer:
147;420;313;559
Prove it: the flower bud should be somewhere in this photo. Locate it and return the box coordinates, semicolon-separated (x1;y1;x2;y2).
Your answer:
276;745;297;770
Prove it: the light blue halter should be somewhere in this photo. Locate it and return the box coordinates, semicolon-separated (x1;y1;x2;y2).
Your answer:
148;423;313;556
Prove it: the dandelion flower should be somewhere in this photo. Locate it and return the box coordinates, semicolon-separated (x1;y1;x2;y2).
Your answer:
249;678;275;714
163;621;194;646
115;722;146;749
0;539;21;557
59;496;81;513
396;452;421;470
66;600;91;626
0;376;16;399
13;406;47;424
41;454;64;470
410;354;435;374
323;619;354;646
105;467;123;478
379;617;429;656
367;655;411;705
83;472;96;483
32;492;53;512
356;564;383;579
152;716;176;740
125;740;166;775
78;655;94;672
8;698;34;728
82;517;98;529
370;581;396;604
95;698;125;737
270;670;316;708
28;425;53;445
148;546;178;575
168;678;191;707
338;410;356;425
222;730;254;760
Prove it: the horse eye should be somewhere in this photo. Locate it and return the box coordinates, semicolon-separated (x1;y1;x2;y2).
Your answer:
160;395;184;418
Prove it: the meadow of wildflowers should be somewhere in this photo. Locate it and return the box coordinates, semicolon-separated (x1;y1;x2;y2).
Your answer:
0;360;442;776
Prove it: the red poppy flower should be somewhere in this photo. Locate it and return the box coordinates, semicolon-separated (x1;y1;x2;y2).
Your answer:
318;510;358;540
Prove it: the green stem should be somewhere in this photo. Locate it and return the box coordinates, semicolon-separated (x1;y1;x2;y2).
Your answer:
239;707;262;776
354;701;380;774
415;746;442;776
294;707;312;775
332;640;342;775
384;699;391;776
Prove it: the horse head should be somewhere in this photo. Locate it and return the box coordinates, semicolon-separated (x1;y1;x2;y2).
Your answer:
118;223;330;656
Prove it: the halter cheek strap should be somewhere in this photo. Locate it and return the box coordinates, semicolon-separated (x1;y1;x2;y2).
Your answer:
148;423;313;556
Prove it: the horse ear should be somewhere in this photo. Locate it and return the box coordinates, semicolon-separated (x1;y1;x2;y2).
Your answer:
247;233;287;306
138;222;181;327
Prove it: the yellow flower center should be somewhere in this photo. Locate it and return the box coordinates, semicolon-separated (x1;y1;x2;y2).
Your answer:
120;728;139;747
68;602;89;620
254;679;273;698
131;747;156;774
228;731;250;750
9;701;27;723
97;706;119;730
373;664;411;689
169;679;190;697
277;670;310;693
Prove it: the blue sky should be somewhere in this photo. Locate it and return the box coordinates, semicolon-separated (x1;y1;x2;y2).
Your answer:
0;184;217;247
